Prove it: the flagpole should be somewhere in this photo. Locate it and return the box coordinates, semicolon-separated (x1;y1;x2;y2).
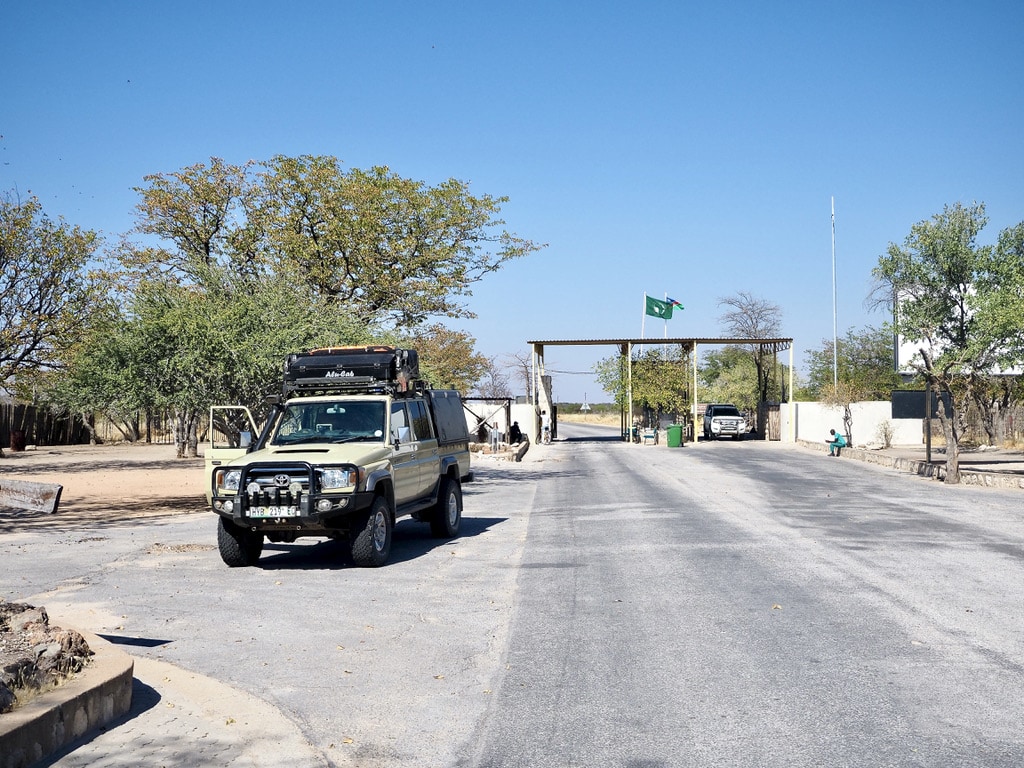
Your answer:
641;293;647;342
831;196;838;389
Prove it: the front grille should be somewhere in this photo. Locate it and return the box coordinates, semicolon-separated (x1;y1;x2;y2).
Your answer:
240;464;312;509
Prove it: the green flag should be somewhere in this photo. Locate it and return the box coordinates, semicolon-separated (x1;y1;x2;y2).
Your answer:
645;296;673;319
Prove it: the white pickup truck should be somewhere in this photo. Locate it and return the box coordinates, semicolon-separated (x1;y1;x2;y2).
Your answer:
702;403;748;440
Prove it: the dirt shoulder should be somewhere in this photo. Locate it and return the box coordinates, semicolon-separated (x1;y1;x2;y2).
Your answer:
0;442;207;532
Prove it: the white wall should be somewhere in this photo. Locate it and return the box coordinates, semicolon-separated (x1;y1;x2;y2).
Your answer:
779;401;922;447
463;401;538;443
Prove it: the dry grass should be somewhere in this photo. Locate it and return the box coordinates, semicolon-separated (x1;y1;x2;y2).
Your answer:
558;413;620;426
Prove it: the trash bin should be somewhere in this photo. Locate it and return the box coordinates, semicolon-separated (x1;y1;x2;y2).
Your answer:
667;424;683;448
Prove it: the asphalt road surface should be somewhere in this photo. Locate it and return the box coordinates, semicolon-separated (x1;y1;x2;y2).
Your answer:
4;424;1024;767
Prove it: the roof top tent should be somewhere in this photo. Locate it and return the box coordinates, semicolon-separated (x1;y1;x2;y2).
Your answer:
283;346;420;397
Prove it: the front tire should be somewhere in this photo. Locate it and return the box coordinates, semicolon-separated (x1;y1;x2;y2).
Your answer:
430;477;462;538
217;517;264;567
351;495;392;567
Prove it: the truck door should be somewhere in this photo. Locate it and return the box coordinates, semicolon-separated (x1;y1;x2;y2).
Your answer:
205;406;258;502
406;399;440;498
389;402;420;506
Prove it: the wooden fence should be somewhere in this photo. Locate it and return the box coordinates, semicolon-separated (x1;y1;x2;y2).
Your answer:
0;403;89;449
1;404;194;449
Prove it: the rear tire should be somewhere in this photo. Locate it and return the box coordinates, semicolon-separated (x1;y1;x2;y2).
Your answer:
217;517;264;567
430;477;462;538
351;495;392;567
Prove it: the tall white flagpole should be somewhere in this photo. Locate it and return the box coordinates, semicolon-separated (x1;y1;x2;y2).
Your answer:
641;293;647;340
832;196;838;389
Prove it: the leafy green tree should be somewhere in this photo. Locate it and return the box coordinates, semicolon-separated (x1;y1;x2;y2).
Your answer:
38;304;151;444
44;156;535;457
0;195;108;457
594;345;691;424
805;325;907;446
47;268;374;456
125;279;372;456
699;346;759;413
872;202;1024;483
0;195;105;387
804;325;905;401
128;157;254;281
251;155;542;325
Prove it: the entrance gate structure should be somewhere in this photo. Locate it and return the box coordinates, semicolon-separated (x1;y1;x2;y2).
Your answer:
527;337;795;442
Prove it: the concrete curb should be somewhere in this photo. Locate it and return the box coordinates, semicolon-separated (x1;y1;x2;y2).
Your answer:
796;439;1024;490
0;630;133;768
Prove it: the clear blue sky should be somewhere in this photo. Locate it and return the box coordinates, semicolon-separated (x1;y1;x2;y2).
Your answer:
5;1;1023;402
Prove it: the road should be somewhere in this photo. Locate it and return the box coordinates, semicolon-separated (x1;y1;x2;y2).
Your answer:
4;424;1024;767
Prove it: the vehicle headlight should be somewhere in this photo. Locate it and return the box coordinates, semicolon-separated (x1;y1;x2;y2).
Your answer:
217;469;242;492
320;468;357;491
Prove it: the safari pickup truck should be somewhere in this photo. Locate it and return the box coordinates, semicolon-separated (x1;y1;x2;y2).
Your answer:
206;346;470;568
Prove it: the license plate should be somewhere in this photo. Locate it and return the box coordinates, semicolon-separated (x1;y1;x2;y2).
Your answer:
250;505;299;518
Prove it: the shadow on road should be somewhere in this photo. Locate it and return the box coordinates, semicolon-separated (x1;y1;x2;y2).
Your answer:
255;514;509;570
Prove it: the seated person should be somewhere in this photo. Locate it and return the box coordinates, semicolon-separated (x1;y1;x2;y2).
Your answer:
826;429;847;456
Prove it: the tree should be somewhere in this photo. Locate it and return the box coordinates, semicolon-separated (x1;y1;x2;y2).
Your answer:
804;325;905;401
0;195;108;458
818;380;863;446
473;358;513;400
38;304;152;444
0;195;105;388
502;350;534;401
871;202;1024;483
717;292;784;416
965;373;1024;446
699;346;759;413
407;324;489;394
250;156;543;325
594;345;691;424
128;157;254;282
70;155;539;457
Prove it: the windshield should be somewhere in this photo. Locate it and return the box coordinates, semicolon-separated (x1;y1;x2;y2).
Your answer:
714;406;741;417
271;401;386;446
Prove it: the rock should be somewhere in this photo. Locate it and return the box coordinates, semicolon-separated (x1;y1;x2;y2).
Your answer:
0;598;93;714
6;606;48;633
0;681;16;713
